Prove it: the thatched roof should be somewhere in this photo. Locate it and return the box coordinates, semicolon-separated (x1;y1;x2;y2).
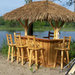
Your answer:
3;1;75;22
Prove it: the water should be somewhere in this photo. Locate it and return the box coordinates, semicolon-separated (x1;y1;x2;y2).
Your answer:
0;30;75;48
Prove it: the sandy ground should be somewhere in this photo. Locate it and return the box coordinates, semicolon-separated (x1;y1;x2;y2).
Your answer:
0;53;73;75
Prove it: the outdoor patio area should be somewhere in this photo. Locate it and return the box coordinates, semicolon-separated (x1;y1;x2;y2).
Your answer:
2;1;75;75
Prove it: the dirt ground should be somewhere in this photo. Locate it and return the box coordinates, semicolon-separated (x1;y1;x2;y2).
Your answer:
0;53;73;75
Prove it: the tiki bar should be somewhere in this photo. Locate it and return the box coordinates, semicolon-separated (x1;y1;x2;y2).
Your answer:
3;1;75;70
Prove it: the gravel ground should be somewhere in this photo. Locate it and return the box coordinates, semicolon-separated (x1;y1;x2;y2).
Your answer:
0;53;73;75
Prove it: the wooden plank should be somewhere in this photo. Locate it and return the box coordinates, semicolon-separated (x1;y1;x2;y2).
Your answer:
43;42;48;67
20;36;68;68
48;42;51;66
52;42;55;63
21;36;63;42
50;42;53;63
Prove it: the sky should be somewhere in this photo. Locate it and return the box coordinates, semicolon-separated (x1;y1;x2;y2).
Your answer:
0;0;74;16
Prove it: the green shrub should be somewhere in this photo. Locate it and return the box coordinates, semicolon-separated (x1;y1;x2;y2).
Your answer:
1;39;8;56
69;40;75;60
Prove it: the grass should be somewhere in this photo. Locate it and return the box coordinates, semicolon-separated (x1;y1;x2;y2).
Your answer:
33;26;75;32
33;26;53;31
1;25;75;31
0;39;8;56
60;27;75;31
0;25;24;31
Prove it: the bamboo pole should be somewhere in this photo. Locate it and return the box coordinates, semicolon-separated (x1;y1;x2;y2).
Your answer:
25;19;28;36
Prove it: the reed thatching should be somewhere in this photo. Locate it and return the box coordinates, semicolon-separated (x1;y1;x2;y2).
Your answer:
3;1;75;22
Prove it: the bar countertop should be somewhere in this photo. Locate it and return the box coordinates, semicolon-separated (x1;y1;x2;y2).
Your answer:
21;36;63;42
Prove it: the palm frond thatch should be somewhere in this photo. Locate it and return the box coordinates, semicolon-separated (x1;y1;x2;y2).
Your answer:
3;1;75;22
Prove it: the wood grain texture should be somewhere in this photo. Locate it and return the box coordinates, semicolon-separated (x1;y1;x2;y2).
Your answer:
21;36;65;67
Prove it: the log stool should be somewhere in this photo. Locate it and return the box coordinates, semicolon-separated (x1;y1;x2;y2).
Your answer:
6;34;17;62
14;33;29;66
54;36;71;69
27;35;44;69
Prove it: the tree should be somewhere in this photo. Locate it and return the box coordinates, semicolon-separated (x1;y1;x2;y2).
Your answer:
0;16;5;25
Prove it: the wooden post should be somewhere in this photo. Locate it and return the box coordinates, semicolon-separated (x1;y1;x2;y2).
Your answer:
25;19;28;36
47;18;64;39
54;21;59;39
28;20;33;35
55;21;64;39
55;29;59;39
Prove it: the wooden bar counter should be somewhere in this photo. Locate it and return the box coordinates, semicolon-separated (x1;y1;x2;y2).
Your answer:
21;36;63;67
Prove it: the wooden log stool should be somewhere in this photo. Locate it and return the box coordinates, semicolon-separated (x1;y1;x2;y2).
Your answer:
27;35;44;69
54;36;71;69
6;34;17;62
14;33;29;66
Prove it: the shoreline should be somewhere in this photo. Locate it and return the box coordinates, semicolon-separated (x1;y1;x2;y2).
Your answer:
0;27;75;32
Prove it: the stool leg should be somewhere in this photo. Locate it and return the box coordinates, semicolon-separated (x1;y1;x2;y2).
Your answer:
17;48;19;64
27;48;29;58
14;46;17;60
66;51;69;68
26;48;29;61
54;50;58;68
21;48;24;66
29;50;33;67
18;48;21;62
11;46;14;62
7;46;10;61
35;50;38;69
61;50;64;70
41;50;44;66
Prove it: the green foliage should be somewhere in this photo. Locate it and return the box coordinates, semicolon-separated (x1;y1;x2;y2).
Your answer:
5;20;21;27
1;39;8;56
0;16;5;25
33;21;52;28
33;21;45;28
24;0;29;4
69;40;75;60
0;16;24;28
63;22;75;28
29;67;33;73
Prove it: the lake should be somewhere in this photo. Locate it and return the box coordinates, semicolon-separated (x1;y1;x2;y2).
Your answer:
0;30;75;48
